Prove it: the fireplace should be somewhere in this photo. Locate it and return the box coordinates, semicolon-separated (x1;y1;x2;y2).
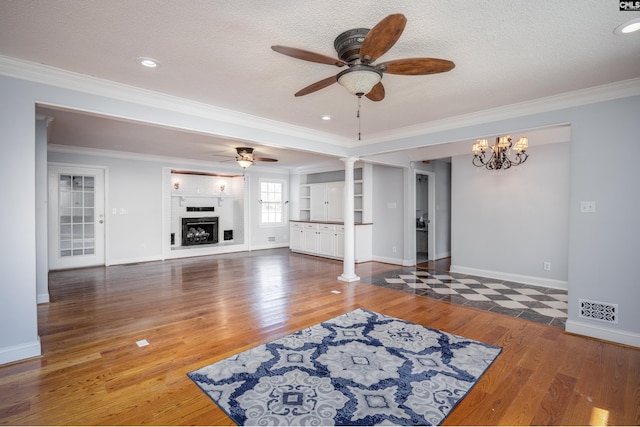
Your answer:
181;217;218;246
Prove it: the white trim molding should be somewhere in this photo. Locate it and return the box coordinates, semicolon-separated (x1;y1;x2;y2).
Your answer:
0;339;41;366
363;78;640;145
0;54;350;148
374;255;405;266
450;265;568;290
565;320;640;349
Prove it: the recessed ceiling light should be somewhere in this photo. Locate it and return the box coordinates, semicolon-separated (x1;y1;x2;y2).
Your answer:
137;57;159;68
321;115;332;121
614;18;640;35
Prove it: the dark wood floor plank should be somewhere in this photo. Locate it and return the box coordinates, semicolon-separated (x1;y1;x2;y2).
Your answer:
0;249;638;425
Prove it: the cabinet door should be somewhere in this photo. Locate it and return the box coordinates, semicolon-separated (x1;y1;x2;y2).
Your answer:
309;184;327;222
317;225;336;256
290;223;304;251
302;224;318;252
326;182;344;222
335;228;345;258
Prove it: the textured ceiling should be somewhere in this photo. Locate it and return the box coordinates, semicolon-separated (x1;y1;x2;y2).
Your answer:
1;1;639;168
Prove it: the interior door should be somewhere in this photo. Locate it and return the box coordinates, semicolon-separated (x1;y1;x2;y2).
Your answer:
48;165;105;270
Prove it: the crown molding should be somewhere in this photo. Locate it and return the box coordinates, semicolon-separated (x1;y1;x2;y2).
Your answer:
3;55;638;150
360;77;640;146
0;55;350;147
47;144;292;173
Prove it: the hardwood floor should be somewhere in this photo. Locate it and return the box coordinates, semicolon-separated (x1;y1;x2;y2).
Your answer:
1;248;638;425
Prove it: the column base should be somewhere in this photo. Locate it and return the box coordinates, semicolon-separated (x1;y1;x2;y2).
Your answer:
338;273;360;282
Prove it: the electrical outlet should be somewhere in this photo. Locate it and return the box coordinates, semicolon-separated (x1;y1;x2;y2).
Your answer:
543;262;551;271
580;201;596;213
392;246;397;253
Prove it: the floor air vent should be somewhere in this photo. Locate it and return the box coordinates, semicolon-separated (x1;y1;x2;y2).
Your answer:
578;299;618;324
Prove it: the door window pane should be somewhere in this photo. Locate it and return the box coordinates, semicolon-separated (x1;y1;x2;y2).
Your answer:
59;174;96;258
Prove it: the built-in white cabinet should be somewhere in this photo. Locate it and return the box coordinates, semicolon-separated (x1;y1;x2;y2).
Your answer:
290;221;370;262
296;164;371;224
309;182;344;222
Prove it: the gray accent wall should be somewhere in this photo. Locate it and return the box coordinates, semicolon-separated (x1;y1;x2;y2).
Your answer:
372;164;405;264
451;141;571;287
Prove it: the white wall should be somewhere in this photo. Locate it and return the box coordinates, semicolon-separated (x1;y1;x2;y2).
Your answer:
0;77;41;363
451;141;571;288
433;161;451;259
48;150;165;265
35;118;49;303
47;150;291;264
372;164;405;263
564;96;640;344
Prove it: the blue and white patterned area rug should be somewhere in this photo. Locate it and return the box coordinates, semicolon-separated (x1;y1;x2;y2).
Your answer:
188;308;501;426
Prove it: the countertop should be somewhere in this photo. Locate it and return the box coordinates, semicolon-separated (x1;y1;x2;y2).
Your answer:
290;220;373;226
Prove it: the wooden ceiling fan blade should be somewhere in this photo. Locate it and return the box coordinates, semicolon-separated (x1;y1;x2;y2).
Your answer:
254;157;278;162
294;75;337;97
365;82;385;102
359;14;407;63
271;45;346;67
380;58;455;75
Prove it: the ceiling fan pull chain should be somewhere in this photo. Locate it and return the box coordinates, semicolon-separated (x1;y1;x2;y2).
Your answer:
357;95;362;141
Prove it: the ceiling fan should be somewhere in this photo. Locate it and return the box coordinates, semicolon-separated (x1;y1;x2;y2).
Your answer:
271;13;455;101
217;147;277;170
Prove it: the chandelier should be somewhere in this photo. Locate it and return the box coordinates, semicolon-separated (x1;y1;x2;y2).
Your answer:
472;135;529;170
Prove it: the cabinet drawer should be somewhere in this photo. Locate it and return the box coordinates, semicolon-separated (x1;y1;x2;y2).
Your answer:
318;224;335;231
303;223;318;230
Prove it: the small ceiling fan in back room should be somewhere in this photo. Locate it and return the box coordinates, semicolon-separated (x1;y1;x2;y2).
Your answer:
212;147;278;173
271;13;455;124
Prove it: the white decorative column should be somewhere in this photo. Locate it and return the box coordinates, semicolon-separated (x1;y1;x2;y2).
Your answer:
338;157;360;282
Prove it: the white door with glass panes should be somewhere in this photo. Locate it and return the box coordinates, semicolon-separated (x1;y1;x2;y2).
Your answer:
48;165;105;269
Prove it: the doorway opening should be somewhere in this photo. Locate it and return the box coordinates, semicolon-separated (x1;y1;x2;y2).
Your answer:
415;173;430;264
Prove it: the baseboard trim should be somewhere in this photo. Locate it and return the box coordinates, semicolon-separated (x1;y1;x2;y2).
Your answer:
0;338;41;366
373;255;404;266
108;254;163;266
37;293;50;304
565;320;640;349
249;243;290;251
450;265;568;290
434;251;451;260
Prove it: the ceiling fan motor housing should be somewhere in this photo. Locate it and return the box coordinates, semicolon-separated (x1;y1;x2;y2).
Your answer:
334;28;369;63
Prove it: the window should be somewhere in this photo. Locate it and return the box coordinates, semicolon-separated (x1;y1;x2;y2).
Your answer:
259;180;285;225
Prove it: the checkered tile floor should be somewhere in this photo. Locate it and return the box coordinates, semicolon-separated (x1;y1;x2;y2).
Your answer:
363;268;568;328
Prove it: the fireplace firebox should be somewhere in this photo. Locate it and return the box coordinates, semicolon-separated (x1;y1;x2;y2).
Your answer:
181;217;218;246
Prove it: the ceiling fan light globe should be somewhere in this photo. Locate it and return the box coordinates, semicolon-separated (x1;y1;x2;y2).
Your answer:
236;158;253;169
337;66;382;96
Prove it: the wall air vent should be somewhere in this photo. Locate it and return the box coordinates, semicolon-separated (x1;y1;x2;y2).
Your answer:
578;299;618;324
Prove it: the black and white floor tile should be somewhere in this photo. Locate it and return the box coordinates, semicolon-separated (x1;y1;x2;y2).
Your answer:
363;267;568;328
